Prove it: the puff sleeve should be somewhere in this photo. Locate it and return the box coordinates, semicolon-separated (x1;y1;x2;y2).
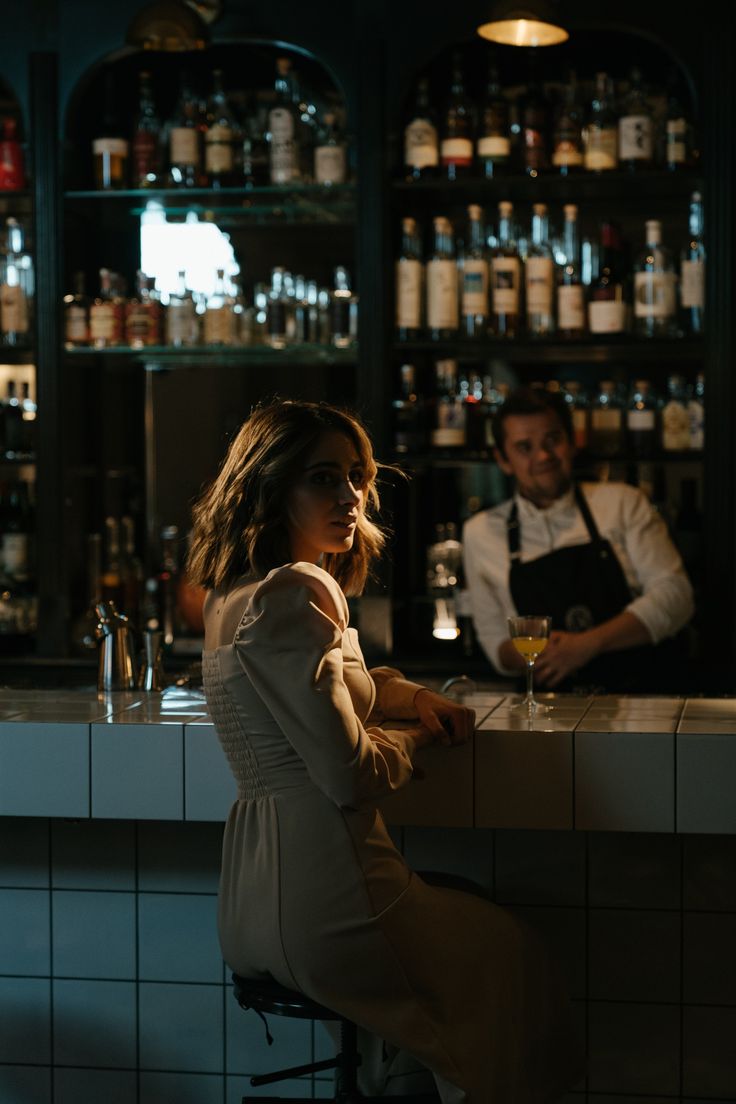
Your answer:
233;563;416;809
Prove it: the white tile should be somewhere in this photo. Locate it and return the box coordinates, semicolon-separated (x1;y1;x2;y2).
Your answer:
475;728;573;829
677;731;736;833
588;832;681;908
681;697;736;718
380;738;473;827
511;905;586;1000
576;718;676;733
53;979;136;1068
494;829;586;906
91;721;184;819
55;1067;137;1104
588;1001;680;1094
0;888;50;974
0;1066;52;1103
0;721;90;817
588;909;680;1002
683;1006;736;1097
139;982;224;1073
185;722;237;822
0;978;51;1063
138;893;222;983
677;718;736;733
683;912;736;1004
52;890;136;979
478;714;577;732
575;730;675;832
137;822;222;893
140;1072;223;1104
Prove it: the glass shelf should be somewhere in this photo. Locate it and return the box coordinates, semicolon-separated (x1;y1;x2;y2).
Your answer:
392;169;704;203
0;346;35;363
64;184;357;225
395;449;703;468
64;343;358;368
393;338;704;365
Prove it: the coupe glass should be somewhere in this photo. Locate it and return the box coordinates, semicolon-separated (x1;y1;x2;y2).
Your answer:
507;615;552;715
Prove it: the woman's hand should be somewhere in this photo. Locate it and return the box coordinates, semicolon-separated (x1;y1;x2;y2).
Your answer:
414;689;475;747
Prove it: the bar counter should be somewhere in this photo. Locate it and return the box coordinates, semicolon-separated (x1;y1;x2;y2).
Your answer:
0;686;734;834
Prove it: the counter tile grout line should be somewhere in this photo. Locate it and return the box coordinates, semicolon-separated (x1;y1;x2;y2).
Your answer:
47;816;55;1104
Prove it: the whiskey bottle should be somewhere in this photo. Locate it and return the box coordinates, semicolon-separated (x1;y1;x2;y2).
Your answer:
633;219;677;338
589;380;624;456
0;116;26;191
64;271;90;348
403;76;439;180
93;71;129;190
203;268;237;345
626;379;659;458
679;191;705;336
431;359;466;449
125;271;162;348
395;216;423;340
557;203;586;338
329;266;358;348
0;218;33;346
268;57;301;184
476;59;510;178
618;65;654;171
440;51;474;181
551;71;584;174
525;203;555;336
661;374;691;451
314;111;347;185
165;270;198;347
490;201;521;338
168;72;201;188
520;57;549;176
588;221;628;336
89;267;124;348
131;70;161;189
583;72;618;173
460;204;489;339
204;68;237;188
426;216;459;340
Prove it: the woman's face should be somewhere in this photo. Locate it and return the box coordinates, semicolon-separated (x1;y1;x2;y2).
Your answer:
286;430;366;564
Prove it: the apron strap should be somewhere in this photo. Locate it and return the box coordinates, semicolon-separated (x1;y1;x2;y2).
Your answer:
574;484;602;542
506;499;521;562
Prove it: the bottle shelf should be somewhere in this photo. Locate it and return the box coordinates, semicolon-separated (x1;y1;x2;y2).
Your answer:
394;449;703;469
0;346;35;363
64;184;356;225
393;338;704;365
63;343;358;368
392;170;704;204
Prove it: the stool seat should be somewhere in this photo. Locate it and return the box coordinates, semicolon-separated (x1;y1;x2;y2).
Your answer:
233;973;340;1021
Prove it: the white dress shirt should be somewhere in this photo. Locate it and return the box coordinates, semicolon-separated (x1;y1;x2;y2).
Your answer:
462;481;695;676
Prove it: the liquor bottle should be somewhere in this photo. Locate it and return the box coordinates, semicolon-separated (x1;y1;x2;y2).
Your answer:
680;191;705;336
204;68;238;187
460;204;489;339
329;265;358;348
1;479;34;584
268;57;301;185
551;72;584;175
93;71;129;189
395;216;423;340
661;374;691;451
131;70;161;189
314;111;347;185
157;524;181;648
431;359;466;449
203;268;237;345
20;380;36;457
588;221;628;336
440;50;474;181
89;267;124;348
618;65;654;171
0;217;33;346
688;372;704;450
240;103;269;187
393;363;428;454
264;266;290;349
125;270;162;348
557;203;585;338
1;380;24;458
426;216;459;340
626;379;659;458
293;277;320;344
403;76;439;180
284;60;316;183
165;270;198;347
564;380;589;450
664;67;690;171
464;374;497;453
168;71;201;188
525;203;555;336
583;72;618;173
0;117;26;191
63;271;90;348
589;380;624;456
490;201;521;338
476;59;510;178
633;219;677;338
520;56;549;176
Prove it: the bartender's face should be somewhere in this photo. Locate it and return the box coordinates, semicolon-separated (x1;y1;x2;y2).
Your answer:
286;430;365;563
495;411;575;508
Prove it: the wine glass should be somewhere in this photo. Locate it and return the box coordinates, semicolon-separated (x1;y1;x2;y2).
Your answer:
507;615;552;715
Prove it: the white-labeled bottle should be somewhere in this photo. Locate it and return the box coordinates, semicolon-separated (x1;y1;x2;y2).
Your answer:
268;57;300;184
680;190;705;336
403;76;439;179
661;374;691;451
396;216;423;340
618;66;654;170
165;270;198;346
314;111;347;184
460;204;489;339
203;268;237;345
431;359;466;449
426;216;459;340
557;204;585;337
0;218;34;346
584;72;618;172
490;201;521;338
525;203;555;336
634;219;677;337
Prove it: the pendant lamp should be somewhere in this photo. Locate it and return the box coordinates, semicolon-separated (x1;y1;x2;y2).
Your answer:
477;1;569;47
126;0;210;51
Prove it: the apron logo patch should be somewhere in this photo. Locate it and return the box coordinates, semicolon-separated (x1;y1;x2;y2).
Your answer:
565;604;595;632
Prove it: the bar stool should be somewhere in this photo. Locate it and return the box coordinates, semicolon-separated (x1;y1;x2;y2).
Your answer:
231;973;439;1102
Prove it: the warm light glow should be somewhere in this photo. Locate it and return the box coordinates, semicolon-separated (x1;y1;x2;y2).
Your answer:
477;17;568;46
432;598;460;641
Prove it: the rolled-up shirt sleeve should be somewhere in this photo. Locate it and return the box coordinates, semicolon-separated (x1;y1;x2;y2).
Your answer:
619;487;695;643
462;519;517;676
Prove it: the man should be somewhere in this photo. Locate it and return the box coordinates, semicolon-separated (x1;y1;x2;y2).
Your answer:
462;387;695;692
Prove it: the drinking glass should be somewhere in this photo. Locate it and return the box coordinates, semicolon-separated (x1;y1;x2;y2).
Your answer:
507;615;552;715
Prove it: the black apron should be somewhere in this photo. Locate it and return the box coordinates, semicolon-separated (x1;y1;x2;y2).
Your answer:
506;485;685;693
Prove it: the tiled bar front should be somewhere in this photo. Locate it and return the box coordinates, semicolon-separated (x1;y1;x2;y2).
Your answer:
2;688;736;1102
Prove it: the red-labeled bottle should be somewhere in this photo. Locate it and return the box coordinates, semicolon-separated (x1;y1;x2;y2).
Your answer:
0;118;25;191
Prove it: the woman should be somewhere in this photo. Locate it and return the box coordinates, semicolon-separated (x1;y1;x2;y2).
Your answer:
187;399;582;1103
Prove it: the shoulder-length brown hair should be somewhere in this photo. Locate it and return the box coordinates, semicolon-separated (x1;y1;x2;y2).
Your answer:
186;399;387;596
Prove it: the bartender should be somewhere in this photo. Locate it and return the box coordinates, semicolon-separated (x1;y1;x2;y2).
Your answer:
462;387;695;692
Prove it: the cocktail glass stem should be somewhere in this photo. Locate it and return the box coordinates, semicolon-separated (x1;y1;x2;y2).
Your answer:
524;661;536;710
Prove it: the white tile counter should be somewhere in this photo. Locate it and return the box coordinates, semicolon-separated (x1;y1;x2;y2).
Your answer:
1;688;735;832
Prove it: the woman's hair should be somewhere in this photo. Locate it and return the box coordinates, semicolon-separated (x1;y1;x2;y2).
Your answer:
186;399;386;596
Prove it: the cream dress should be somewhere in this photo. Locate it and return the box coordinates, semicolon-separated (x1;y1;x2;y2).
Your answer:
202;561;582;1103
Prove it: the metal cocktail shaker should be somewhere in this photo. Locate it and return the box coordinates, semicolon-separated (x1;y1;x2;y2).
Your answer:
95;601;136;691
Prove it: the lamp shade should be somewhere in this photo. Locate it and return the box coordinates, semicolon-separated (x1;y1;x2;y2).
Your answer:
477;1;568;47
126;0;210;51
